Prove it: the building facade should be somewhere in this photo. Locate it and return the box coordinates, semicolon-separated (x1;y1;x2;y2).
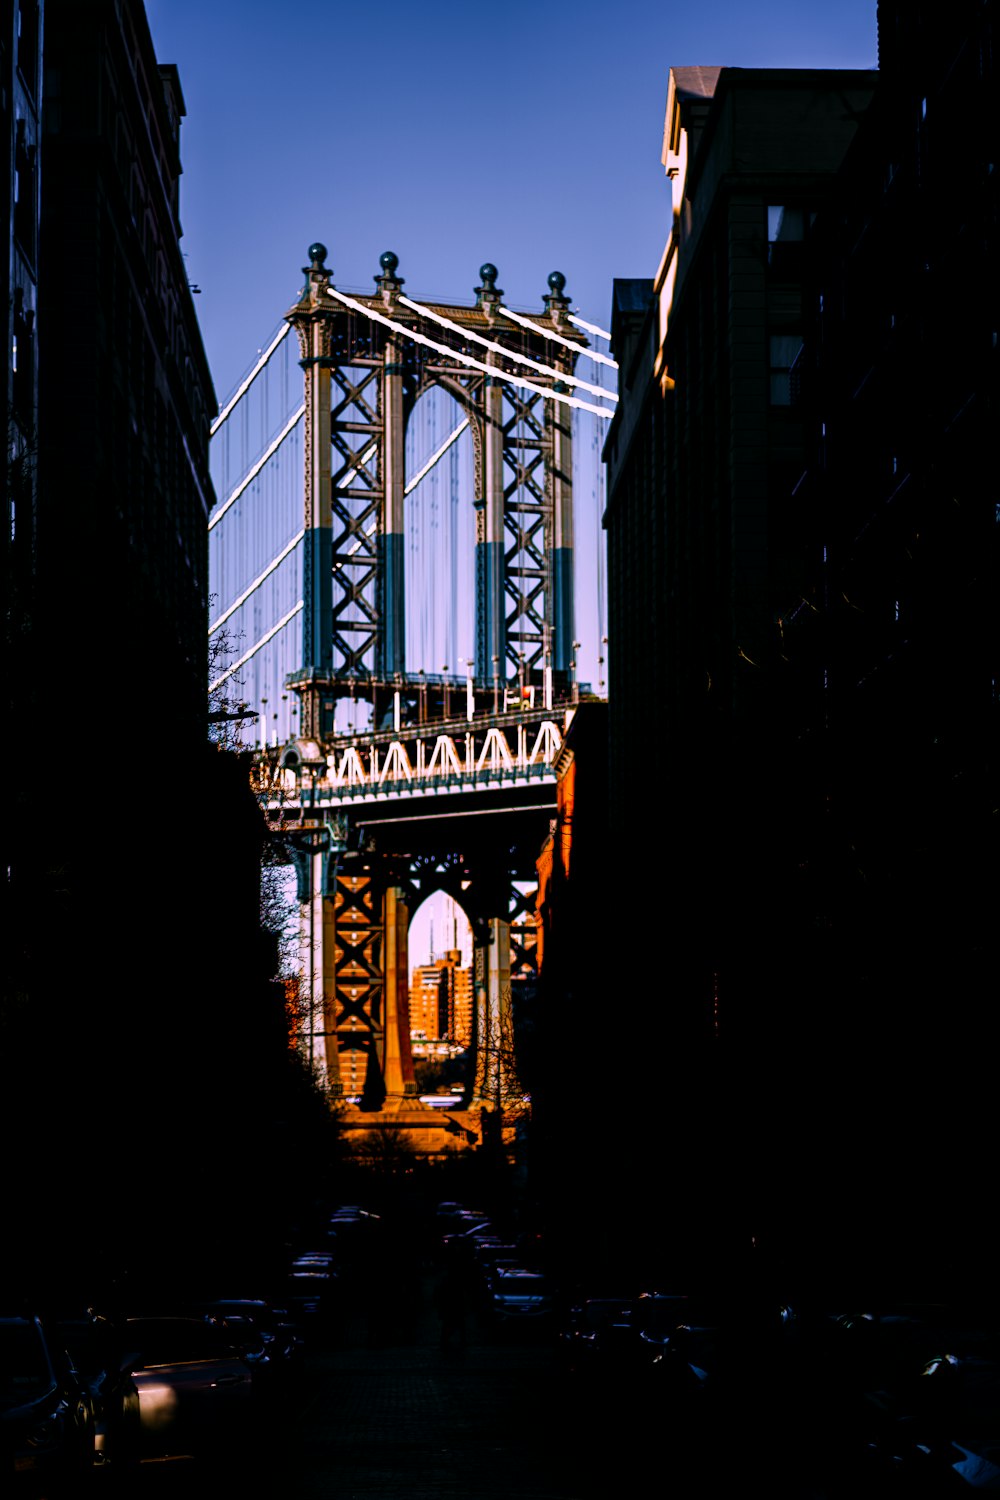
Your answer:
3;0;41;509
602;6;996;1291
409;951;474;1048
2;0;43;993
36;0;215;730
1;0;310;1292
602;64;879;1283
780;0;998;1286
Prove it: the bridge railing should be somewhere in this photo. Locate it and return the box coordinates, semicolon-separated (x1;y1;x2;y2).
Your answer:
252;713;567;807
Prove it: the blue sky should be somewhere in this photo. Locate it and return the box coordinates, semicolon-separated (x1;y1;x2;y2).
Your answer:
146;0;877;406
150;1;878;968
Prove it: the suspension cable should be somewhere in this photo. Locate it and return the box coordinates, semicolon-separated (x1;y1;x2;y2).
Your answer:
209;404;305;531
404;418;470;494
209;601;304;691
324;287;613;420
209;528;305;634
568;313;613;343
397;295;617;404
211;322;292;435
497;303;618;369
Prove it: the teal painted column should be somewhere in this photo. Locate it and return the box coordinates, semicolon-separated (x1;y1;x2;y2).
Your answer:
376;253;406;678
298;244;334;738
544;273;576;674
379;338;406;677
548;384;575;673
476;374;505;683
475;266;506;685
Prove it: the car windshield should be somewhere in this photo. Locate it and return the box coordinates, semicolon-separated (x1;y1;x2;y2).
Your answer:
499;1275;550;1294
0;1322;54;1399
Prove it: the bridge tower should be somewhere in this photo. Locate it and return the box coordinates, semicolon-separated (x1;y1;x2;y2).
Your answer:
257;244;593;1121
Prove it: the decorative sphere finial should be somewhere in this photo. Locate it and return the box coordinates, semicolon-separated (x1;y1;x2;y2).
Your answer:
547;270;567;295
479;263;498;287
379;250;399;275
307;242;328;269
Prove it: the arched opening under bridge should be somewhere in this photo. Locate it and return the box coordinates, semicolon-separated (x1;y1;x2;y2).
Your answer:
408;890;475;1104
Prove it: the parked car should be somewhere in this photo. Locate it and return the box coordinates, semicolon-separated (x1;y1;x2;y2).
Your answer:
441;1219;497;1253
183;1298;305;1390
631;1292;692;1369
488;1272;556;1333
118;1315;255;1458
291;1251;337;1271
271;1265;340;1342
0;1314;95;1491
471;1243;522;1285
860;1349;1000;1493
557;1297;637;1374
814;1303;1000;1494
50;1307;141;1471
437;1208;490;1241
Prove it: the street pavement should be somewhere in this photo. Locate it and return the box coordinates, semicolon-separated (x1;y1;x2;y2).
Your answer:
250;1268;839;1500
258;1269;605;1500
114;1246;872;1499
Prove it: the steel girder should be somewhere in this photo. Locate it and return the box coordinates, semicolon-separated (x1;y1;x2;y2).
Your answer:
286;248;582;710
279;247;580;1107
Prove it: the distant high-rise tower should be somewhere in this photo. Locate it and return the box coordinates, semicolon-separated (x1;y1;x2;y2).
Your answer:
409;950;473;1047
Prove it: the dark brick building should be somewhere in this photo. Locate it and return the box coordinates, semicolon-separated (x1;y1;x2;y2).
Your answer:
2;1;317;1296
3;0;42;882
36;0;214;731
781;0;998;1288
3;0;41;466
601;9;996;1294
603;64;877;1289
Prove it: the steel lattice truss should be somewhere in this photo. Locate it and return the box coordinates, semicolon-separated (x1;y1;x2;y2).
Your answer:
508;880;539;985
503;386;551;676
333;334;559;686
331;871;384;1095
330;364;382;674
324;853;538;1100
276;252;591;1108
289;253;584;700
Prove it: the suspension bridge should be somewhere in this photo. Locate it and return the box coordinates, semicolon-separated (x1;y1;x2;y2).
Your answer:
208;244;615;1146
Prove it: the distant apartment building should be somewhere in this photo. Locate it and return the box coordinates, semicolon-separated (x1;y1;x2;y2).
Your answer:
409;950;473;1048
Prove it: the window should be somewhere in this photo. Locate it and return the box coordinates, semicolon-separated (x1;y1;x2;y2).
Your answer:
767;206;810;274
16;2;40;99
11;288;34;426
769;335;801;407
768;206;805;244
12;119;37;260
